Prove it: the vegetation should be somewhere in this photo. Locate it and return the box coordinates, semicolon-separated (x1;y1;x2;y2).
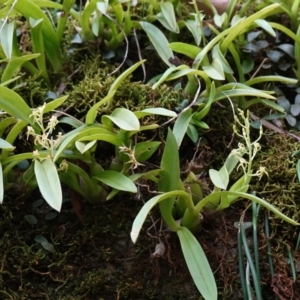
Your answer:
0;0;300;299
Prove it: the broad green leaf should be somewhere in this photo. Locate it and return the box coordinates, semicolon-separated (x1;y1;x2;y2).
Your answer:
1;54;40;83
209;168;229;190
34;159;62;211
212;44;233;74
0;20;15;59
75;140;97;154
177;227;217;300
85;91;115;124
184;19;202;46
0;138;15;150
135;107;177;118
0;86;33;124
255;19;276;37
102;108;140;131
96;0;108;14
140;21;173;67
203;58;225;80
108;60;145;93
173;109;193;147
214;13;226;28
94;170;137;193
169;42;201;59
156;2;179;33
134;141;161;162
131;190;189;243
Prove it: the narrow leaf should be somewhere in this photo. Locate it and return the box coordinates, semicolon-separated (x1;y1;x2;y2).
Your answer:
177;227;217;300
94;170;137;193
140;21;173;67
0;86;33;125
173;109;193;147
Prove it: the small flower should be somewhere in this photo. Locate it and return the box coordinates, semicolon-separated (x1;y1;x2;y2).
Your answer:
26;126;35;140
255;166;269;180
32;150;40;158
46;116;58;133
58;159;68;171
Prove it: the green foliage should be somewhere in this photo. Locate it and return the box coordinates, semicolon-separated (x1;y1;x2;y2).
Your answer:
131;112;299;300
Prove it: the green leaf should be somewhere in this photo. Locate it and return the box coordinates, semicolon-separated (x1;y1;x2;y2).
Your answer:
44;95;69;113
75;140;97;154
134;141;161;162
34;159;62;212
0;20;15;59
203;58;225;80
53;126;117;162
29;17;49;83
93;170;137;193
1;54;40;83
85;91;115;125
173;109;193;147
156;2;179;33
245;75;297;86
102;108;140;131
169;42;201;59
255;19;276;37
108;60;145;93
187;124;198;142
135;107;177;118
196;191;299;225
0;86;33;125
0;138;15;150
140;21;173;67
212;44;233;74
177;227;217;300
209;168;229;190
131;190;189;243
184;19;202;46
158;129;181;230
